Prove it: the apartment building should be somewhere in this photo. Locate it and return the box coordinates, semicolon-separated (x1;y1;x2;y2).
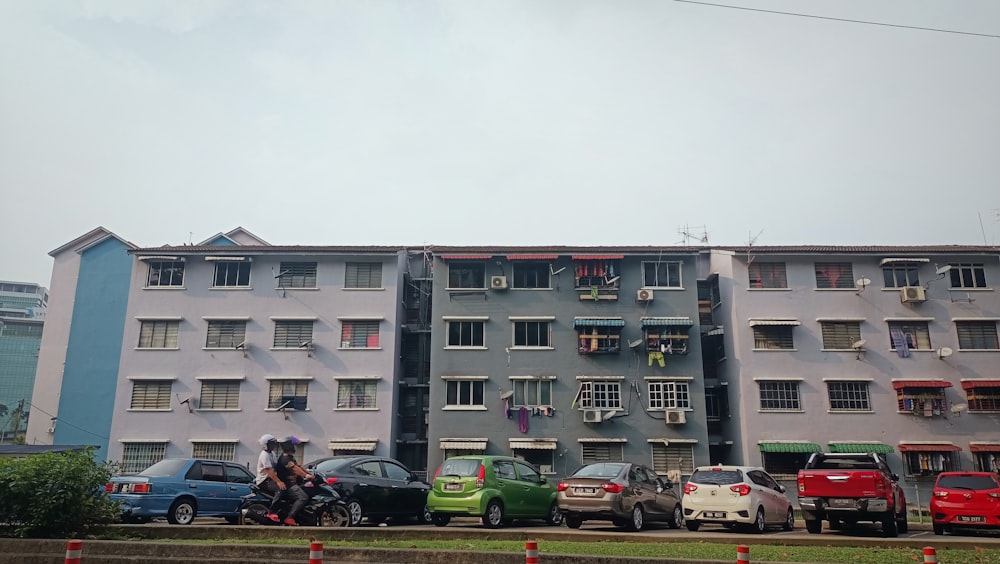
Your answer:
0;279;47;443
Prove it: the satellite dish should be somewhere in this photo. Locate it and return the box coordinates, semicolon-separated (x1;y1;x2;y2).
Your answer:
856;277;871;287
937;347;953;359
935;265;952;276
602;410;618;421
628;339;643;349
851;339;867;350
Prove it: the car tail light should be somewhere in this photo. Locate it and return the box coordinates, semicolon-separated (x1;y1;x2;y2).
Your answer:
131;483;150;494
989;492;1000;499
602;482;624;494
557;482;569;492
797;476;805;494
875;478;886;494
933;490;949;498
325;477;338;485
730;484;751;496
104;483;114;493
683;483;698;495
477;464;486;489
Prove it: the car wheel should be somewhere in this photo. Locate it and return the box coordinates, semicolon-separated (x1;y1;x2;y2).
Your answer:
749;507;765;534
418;505;433;524
167;498;196;525
685;520;700;532
483;499;504;529
782;507;794;531
805;519;822;534
881;514;898;538
932;522;944;535
565;515;583;529
319;505;351;527
346;499;364;527
546;502;563;526
627;504;644;532
668;505;683;529
431;513;451;527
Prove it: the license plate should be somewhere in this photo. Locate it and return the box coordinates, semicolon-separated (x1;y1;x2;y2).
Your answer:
830;498;854;507
705;511;726;518
575;487;597;495
958;515;985;523
444;483;463;492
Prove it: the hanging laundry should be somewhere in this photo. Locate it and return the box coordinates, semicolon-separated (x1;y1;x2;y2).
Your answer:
518;407;529;433
505;398;511;419
889;329;910;358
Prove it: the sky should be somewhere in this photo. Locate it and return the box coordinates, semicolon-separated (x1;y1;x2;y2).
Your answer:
1;0;998;287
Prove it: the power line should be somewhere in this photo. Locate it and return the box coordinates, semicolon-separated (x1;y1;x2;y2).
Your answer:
672;0;1000;39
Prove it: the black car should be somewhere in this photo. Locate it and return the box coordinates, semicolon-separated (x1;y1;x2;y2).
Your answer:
304;455;431;526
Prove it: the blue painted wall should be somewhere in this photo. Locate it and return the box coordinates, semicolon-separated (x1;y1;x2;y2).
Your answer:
53;238;133;458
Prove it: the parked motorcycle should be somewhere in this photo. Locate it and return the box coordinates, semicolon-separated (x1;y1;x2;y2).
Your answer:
240;470;350;527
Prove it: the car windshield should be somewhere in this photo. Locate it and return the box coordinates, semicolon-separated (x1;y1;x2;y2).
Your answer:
690;469;743;485
573;463;626;479
439;459;482;477
937;475;1000;491
138;459;188;477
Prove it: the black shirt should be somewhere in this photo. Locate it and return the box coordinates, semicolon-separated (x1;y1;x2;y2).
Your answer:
275;453;300;485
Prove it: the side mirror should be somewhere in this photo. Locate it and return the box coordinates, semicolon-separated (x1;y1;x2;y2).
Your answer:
539;475;547;484
777;484;786;493
891;473;899;482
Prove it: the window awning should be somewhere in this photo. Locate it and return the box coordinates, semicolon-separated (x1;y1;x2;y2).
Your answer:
706;326;725;336
571;255;624;260
749;319;800;327
327;440;377;452
641;317;694;328
204;256;251;261
138;255;182;261
961;379;1000;390
828;442;894;454
758;442;821;453
439;439;488;451
574;317;625;328
970;443;1000;453
507;255;558;260
880;258;930;265
898;443;961;452
892;380;953;390
509;439;558;450
439;254;492;260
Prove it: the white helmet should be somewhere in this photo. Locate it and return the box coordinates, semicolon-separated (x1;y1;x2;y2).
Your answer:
258;433;276;448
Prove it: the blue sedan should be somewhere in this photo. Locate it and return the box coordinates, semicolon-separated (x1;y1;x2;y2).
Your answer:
106;458;255;524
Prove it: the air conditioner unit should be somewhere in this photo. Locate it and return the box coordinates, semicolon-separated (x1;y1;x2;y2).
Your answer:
583;409;603;423
664;410;686;425
491;276;508;290
637;289;654;302
900;286;926;303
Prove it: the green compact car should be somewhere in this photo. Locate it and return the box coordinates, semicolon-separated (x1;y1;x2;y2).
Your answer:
426;455;563;528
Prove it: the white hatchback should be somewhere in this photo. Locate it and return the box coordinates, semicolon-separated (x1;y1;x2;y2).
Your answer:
682;465;795;533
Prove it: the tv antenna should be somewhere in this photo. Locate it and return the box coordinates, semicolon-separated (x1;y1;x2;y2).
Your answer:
677;225;710;245
745;229;764;266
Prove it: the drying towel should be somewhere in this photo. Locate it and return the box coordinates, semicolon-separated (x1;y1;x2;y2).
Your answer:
504;399;511;419
518;407;529;433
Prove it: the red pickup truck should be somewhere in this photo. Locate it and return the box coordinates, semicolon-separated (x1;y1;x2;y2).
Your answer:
796;452;908;537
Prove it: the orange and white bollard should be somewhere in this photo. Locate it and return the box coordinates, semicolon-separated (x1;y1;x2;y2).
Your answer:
64;539;83;564
736;544;750;564
923;546;938;563
308;541;323;564
525;540;539;564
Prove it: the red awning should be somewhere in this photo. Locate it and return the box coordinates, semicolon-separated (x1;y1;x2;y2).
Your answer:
891;380;953;390
571;255;624;260
898;444;961;452
962;380;1000;390
971;444;1000;453
439;254;493;260
506;255;558;260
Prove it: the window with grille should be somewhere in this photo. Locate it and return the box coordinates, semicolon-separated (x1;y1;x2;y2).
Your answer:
758;381;801;411
651;442;695;476
748;262;787;289
511;378;552;407
138;320;179;349
448;263;485;289
641;261;682;288
336;379;377;409
146;261;185;287
130;380;172;410
577;381;623;410
513;321;551;348
647;380;691;410
887;321;931;350
882;263;920;288
445;379;485;407
896;386;947;413
752;326;794;349
762;452;812;478
827;381;872;411
705;388;723;421
199;380;240;410
821;321;862;350
192;442;236;461
274;320;314;348
974;452;1000;473
213;262;251;287
903;450;959;479
121;442;166;474
341;321;380;348
277;262;317;288
815;262;855;289
966;384;1000;412
268;380;309;410
512;449;555;473
949;263;987;289
512;263;550;289
205;320;246;349
345;262;382;289
581;442;624;462
957;321;999;350
447;320;485;347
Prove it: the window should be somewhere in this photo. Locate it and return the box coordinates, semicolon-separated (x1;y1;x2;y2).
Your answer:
647;380;691;410
651;442;695;478
336;379;377;409
510;442;557;474
446;320;485;348
896;384;948;414
642;261;682;288
511;378;552;407
205;320;246;349
341;321;380;348
888;321;931;351
514;461;544;484
748;262;787;289
705;387;724;421
445;379;485;408
146;261;185;287
130;380;172;410
752;326;795;349
199;380;240;410
902;448;959;479
758;443;819;478
758;381;801;411
573;258;622;289
576;318;624;355
120;442;166;474
956;321;1000;350
273;320;314;349
277;261;317;288
345;262;382;289
820;321;862;350
827;381;872;411
513;321;551;348
192;442;236;461
949;263;987;289
581;441;624;462
815;262;855;289
213;261;251;288
138;320;179;349
512;262;550;289
973;450;1000;473
644;327;691;355
268;379;309;410
448;263;485;289
577;381;623;410
882;263;920;288
965;382;1000;412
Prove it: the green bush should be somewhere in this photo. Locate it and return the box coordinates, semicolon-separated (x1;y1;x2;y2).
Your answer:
0;448;121;538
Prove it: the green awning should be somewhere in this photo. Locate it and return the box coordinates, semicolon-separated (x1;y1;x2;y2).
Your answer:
828;443;894;454
640;317;694;328
574;318;625;328
758;442;821;453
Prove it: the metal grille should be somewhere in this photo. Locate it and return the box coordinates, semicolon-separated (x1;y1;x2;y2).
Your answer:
763;452;812;478
579;381;622;410
336;380;377;409
814;262;855;289
277;262;317;288
821;321;861;349
967;386;1000;412
192;442;236;461
213;262;251;287
446;380;484;406
581;442;623;462
146;261;185;287
130;381;172;409
345;262;382;289
903;451;959;478
205;320;246;349
748;262;787;289
651;442;695;475
447;321;484;347
647;381;691;409
138;320;179;348
758;381;801;411
199;380;240;409
957;321;999;350
274;320;313;348
121;442;166;474
827;381;871;411
268;380;309;410
752;326;794;349
513;321;550;347
341;321;379;348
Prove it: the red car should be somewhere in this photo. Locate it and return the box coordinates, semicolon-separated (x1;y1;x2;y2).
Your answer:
930;471;1000;535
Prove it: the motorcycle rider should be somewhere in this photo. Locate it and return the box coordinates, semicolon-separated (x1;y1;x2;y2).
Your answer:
255;434;285;496
266;436;313;526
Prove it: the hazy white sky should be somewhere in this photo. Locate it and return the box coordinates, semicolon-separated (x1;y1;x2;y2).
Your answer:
2;0;998;286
